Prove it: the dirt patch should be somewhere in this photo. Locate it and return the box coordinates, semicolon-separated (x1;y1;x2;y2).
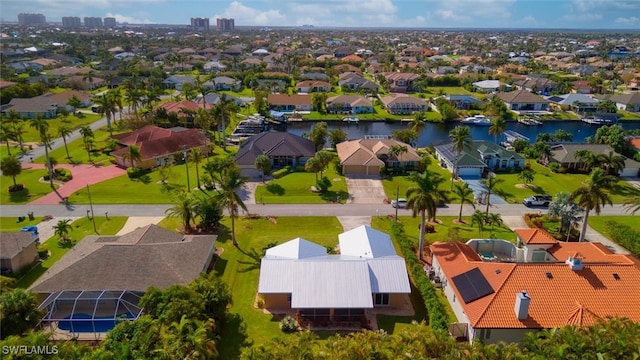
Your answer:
452;219;468;225
515;183;537;189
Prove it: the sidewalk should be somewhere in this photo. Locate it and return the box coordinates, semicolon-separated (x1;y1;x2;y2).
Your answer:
26;163;126;205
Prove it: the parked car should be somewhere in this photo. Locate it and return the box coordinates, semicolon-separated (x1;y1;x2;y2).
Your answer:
523;194;552;207
391;198;407;208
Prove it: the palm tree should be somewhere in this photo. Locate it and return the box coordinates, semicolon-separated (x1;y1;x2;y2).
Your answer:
0;123;14;156
408;112;427;138
122;144;142;168
623;188;640;215
216;166;247;246
488;116;506;144
471;210;486;237
213;95;238;150
254;154;272;183
448;125;472;186
29;116;54;188
165;192;197;232
517;168;535;188
452;182;475;223
597;150;625;176
1;156;22;190
575;150;599;172
406;170;449;259
6;110;25;153
485;213;503;232
389;144;408;168
482;173;504;215
53;219;73;242
190;148;204;189
94;93;116;136
79;126;94;162
304;157;322;181
570;168;617;242
66;95;82;113
57;125;73;160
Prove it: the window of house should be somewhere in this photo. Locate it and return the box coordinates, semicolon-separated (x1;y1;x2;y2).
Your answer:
479;328;491;340
373;293;390;306
532;250;546;262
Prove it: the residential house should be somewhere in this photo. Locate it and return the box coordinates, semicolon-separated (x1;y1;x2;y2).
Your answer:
434;140;525;177
299;72;329;81
337;139;420;176
2;98;58;119
494;89;550;113
379;94;427;115
203;60;227;73
382;72;420;93
338;72;379;93
110;125;210;169
296;80;332;93
256;78;288;92
513;77;558;95
162;75;196;91
334;46;354;58
545;93;599;112
326;95;373;114
595;93;640;112
267;94;312;113
549;143;640;177
204;76;242;91
258;226;411;320
0;80;18;90
63;75;105;90
234;132;315;177
472;80;510;93
437;95;483;110
429;229;640;344
0;232;39;274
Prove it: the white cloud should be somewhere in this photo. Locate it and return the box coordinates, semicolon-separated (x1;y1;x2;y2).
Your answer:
215;1;285;26
105;13;153;25
614;16;639;24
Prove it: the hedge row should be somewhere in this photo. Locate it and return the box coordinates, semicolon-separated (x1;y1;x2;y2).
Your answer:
272;166;290;179
605;221;640;258
389;221;449;331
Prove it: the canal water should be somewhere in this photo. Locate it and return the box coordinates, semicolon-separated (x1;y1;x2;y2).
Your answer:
286;120;640;147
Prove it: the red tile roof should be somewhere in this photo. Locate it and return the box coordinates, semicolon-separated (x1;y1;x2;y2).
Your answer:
155;100;211;114
515;228;558;245
111;125;209;160
431;241;640;330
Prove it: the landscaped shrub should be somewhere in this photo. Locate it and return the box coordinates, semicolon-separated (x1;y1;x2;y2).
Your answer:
524;213;543;228
126;167;148;179
279;316;298;333
548;162;560;173
272;166;290;179
37;248;48;259
294;165;305;172
605;221;640;257
389;221;449;331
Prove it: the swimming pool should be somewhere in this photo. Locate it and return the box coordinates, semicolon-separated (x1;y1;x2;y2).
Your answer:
57;312;135;333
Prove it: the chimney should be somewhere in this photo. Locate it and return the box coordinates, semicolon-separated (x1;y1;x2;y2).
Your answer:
566;256;583;271
514;291;530;320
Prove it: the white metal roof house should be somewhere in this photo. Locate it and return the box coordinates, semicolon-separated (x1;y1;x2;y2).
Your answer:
257;226;411;322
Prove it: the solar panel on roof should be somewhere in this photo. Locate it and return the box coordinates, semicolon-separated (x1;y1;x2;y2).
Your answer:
451;267;494;304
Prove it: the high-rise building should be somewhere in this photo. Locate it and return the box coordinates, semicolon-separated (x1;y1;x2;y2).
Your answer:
104;17;117;28
216;18;234;32
84;17;103;28
18;13;46;26
190;17;210;31
62;16;82;28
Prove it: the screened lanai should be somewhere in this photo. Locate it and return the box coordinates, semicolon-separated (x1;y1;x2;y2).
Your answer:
39;290;144;340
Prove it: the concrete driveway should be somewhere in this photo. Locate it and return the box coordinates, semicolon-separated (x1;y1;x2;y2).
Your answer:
345;176;387;204
460;177;507;205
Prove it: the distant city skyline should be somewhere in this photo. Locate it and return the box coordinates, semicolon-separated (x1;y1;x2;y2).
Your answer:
2;0;639;29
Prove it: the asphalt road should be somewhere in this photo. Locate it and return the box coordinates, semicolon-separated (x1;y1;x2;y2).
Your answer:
0;203;632;218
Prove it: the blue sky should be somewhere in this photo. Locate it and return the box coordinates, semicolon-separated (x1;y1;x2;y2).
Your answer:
2;0;639;29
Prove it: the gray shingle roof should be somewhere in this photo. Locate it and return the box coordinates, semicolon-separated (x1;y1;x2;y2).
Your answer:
0;232;38;259
235;132;315;165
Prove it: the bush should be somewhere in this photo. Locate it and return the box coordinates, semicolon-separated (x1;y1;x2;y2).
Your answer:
390;221;449;331
548;162;560;173
37;248;48;259
605;221;640;257
272;166;290;179
126;167;148;179
524;213;543;228
279;316;298;333
294;165;305;172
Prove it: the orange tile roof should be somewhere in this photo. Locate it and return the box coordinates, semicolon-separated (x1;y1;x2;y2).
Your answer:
515;228;558;245
548;242;636;265
431;242;640;330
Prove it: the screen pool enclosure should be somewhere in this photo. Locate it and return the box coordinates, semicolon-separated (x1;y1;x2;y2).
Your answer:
39;290;144;339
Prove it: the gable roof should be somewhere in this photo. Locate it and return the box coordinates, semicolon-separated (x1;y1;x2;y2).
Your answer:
267;93;311;106
234;132;315;165
265;238;327;259
339;225;397;258
337;139;420;166
435;140;524;167
515;228;558;245
0;232;38;259
30;225;216;293
155;100;212;113
550;143;617;164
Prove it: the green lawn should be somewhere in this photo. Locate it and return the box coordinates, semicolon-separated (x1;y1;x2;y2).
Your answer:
381;160;454;201
68;151;237;204
5;113;102;144
385;215;516;244
255;167;348;204
618;111;640;120
13;216;127;289
0;216;43;231
587;216;638;238
0;168;57;204
493;162;637;204
33;128;119;165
